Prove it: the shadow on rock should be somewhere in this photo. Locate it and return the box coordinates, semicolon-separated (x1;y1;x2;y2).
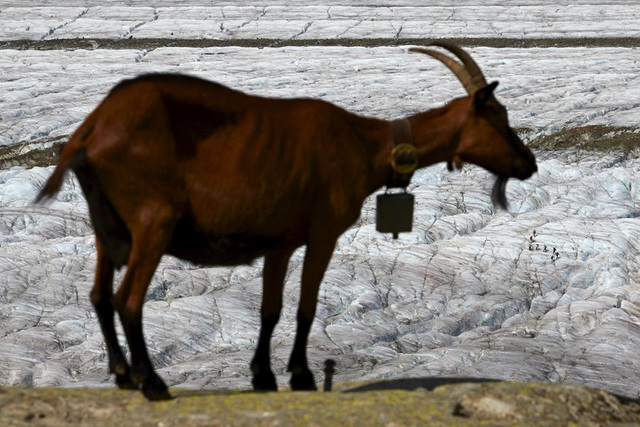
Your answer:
343;376;499;393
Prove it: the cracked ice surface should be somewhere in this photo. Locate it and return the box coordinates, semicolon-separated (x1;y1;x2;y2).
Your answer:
1;4;640;41
1;47;640;147
2;151;640;398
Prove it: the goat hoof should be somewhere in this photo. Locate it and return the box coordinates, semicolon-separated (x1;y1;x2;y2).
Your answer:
142;386;172;401
130;363;154;386
115;373;138;390
142;375;172;401
110;360;129;377
251;368;278;391
290;368;317;391
112;364;137;390
130;371;147;386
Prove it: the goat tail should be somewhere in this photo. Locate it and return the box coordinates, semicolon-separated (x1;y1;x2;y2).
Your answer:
35;119;95;204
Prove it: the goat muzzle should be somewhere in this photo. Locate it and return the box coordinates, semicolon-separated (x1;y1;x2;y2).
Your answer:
518;156;538;180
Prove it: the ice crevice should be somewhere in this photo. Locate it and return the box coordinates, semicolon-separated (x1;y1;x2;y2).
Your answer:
296;21;313;39
41;8;88;40
335;19;364;39
124;21;147;39
238;7;267;31
134;49;149;63
124;8;158;39
444;9;456;23
393;22;403;42
274;20;313;46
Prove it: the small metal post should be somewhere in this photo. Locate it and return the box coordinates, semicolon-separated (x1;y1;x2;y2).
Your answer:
323;359;336;392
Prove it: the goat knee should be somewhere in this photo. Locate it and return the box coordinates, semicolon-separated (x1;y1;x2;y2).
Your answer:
89;290;109;311
112;293;142;323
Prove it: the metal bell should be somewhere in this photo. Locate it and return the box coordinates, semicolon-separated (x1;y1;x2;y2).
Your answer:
376;191;414;239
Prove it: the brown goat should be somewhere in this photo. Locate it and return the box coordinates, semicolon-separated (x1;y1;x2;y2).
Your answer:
37;42;537;400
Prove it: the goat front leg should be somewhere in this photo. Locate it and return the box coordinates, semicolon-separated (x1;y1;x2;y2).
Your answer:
288;236;337;391
251;247;295;391
90;239;136;390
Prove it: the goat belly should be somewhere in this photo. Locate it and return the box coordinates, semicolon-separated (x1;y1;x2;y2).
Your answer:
167;218;282;266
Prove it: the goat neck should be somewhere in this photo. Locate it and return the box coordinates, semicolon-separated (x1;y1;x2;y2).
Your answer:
370;101;465;192
407;101;467;170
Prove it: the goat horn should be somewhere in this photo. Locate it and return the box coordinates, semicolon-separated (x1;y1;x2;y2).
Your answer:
409;47;476;95
427;41;488;90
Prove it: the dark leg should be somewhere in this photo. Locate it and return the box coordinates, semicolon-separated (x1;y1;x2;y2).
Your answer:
251;247;295;391
289;310;317;390
90;239;136;390
288;236;337;391
113;212;175;401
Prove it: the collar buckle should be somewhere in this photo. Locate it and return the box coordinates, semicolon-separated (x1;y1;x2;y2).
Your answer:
388;118;417;189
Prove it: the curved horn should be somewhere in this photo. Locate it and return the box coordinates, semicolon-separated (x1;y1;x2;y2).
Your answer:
409;47;476;95
427;41;487;89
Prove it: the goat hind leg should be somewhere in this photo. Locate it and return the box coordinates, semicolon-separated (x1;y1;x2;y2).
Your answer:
251;247;295;391
114;213;175;401
90;239;136;390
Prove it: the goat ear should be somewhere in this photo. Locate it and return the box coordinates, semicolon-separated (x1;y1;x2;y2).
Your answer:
474;81;499;110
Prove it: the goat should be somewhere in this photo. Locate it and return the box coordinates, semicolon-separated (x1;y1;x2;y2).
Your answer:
36;42;537;400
